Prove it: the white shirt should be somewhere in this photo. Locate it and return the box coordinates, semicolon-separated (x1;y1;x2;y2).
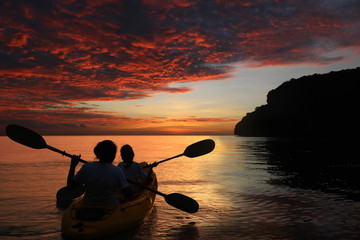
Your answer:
117;162;148;184
74;162;129;205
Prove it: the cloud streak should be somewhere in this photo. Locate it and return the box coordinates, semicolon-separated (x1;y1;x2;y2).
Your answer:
1;0;359;134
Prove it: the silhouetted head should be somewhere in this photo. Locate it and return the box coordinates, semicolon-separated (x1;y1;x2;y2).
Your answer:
94;140;117;163
120;144;134;164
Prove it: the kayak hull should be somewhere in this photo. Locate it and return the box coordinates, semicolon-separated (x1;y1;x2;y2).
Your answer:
61;162;157;239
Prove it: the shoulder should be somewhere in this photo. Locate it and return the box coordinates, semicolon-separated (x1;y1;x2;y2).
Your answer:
78;162;92;171
84;162;97;167
134;162;147;173
133;162;142;168
108;163;120;170
82;162;101;170
110;164;125;174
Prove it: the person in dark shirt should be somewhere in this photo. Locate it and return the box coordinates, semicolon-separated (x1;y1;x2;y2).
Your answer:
67;140;129;205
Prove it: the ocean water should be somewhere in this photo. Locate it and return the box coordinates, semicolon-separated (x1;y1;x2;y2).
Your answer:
0;135;359;239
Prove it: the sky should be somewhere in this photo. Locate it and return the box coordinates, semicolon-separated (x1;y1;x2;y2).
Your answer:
1;0;360;135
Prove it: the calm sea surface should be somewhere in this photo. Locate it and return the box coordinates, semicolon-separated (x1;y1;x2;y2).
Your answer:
1;135;359;239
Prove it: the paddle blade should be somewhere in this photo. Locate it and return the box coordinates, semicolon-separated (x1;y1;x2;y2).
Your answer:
165;193;199;213
56;185;84;209
6;124;47;149
183;139;215;158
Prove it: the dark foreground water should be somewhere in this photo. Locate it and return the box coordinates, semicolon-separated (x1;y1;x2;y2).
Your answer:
1;135;359;239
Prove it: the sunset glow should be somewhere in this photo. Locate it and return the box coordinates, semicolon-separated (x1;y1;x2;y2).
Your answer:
1;0;360;135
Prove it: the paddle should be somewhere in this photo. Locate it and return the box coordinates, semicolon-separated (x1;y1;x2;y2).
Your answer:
126;179;199;213
6;124;200;213
6;124;87;163
144;139;216;168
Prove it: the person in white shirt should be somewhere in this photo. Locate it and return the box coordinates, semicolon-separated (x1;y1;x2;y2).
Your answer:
67;140;130;205
117;144;152;192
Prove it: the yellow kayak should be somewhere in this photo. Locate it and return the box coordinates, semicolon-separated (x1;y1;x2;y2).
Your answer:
61;162;157;239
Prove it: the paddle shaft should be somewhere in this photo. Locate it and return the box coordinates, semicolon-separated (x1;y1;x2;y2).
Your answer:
126;178;166;197
143;139;215;168
46;145;87;164
156;153;183;164
143;153;184;168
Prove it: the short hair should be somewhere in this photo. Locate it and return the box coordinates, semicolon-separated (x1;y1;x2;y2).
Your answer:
94;140;117;163
120;144;134;162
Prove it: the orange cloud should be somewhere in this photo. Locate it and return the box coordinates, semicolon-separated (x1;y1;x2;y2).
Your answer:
168;117;236;123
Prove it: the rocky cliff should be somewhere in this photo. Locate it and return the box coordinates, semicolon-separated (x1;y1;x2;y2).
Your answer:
234;67;359;137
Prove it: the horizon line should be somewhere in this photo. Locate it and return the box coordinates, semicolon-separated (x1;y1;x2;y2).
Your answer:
0;133;234;137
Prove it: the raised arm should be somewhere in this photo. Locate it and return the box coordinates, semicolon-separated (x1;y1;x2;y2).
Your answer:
67;155;80;189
